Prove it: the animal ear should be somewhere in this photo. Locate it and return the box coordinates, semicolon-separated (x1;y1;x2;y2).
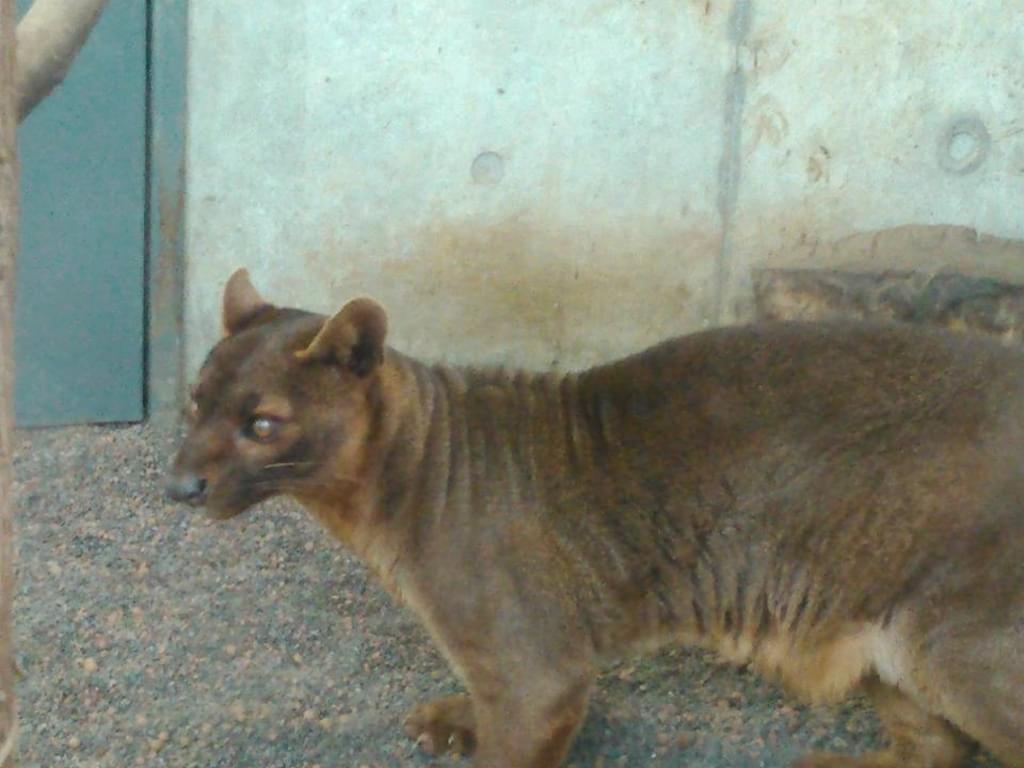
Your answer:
222;268;272;335
295;298;388;377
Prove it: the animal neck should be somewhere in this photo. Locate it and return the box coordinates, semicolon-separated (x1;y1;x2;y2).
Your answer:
387;351;623;512
295;344;633;600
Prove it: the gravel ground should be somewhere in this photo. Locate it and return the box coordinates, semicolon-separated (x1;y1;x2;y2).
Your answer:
11;424;1001;768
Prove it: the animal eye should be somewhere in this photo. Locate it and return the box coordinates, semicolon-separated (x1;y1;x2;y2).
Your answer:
245;416;280;442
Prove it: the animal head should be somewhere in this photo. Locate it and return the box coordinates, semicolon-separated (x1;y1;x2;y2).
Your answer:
165;269;389;519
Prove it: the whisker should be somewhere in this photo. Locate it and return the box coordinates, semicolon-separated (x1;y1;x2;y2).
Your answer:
248;475;363;493
262;461;317;470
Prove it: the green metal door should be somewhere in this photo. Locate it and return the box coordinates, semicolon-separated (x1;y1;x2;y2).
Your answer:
14;0;147;426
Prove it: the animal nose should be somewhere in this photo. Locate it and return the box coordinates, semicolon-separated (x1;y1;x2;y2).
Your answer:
165;472;208;506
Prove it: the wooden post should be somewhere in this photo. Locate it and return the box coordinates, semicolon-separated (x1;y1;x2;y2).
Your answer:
0;0;19;762
0;1;113;762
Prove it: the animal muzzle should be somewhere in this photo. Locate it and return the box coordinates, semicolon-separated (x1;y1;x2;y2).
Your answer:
165;471;209;507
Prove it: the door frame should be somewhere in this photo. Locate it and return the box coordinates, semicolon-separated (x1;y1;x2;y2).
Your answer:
146;0;187;424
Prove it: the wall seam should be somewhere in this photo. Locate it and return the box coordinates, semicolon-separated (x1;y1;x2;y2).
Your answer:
712;0;752;323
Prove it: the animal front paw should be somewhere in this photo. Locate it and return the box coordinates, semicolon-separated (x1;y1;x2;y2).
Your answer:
403;694;477;757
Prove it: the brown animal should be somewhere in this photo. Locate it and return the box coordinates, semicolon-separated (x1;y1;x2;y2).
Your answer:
167;268;1024;768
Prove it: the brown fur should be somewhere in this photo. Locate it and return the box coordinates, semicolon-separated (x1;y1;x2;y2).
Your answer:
168;269;1024;768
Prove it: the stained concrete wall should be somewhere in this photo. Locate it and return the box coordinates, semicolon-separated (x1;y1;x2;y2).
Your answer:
185;1;1024;377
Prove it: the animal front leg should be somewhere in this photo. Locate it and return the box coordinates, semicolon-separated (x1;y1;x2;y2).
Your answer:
469;674;593;768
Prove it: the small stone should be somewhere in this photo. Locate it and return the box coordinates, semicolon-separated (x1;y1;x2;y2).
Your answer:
80;657;98;674
67;735;81;749
303;708;316;721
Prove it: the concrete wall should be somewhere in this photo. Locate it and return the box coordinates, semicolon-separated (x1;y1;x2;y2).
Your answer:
185;0;1024;376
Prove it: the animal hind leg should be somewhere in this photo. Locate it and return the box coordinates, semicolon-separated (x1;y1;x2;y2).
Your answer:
913;621;1024;767
793;676;973;768
895;542;1024;767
